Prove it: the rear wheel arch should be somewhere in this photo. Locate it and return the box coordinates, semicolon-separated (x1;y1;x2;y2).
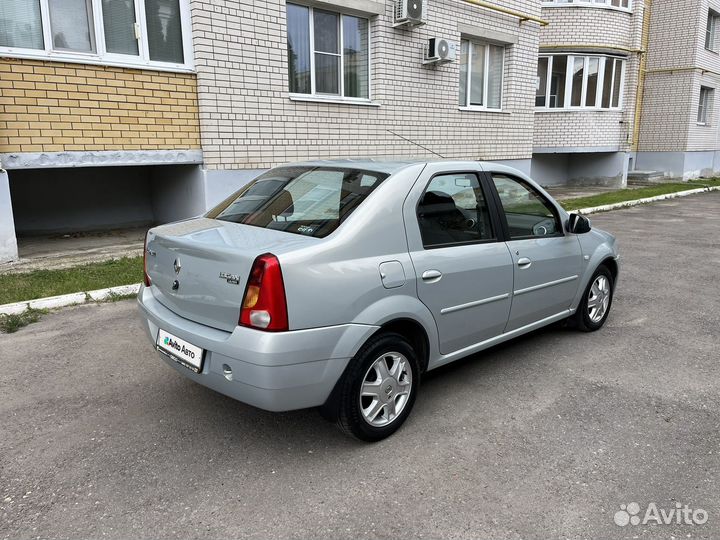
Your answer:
320;318;430;423
375;318;430;373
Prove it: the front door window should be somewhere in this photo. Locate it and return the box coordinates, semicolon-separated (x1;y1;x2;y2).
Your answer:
491;174;562;239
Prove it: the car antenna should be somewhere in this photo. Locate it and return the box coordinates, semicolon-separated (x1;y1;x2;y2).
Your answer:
387;129;446;159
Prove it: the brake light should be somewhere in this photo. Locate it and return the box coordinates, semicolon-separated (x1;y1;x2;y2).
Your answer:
143;232;152;287
239;253;288;332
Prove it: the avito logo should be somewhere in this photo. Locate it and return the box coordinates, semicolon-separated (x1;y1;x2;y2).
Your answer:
614;502;708;527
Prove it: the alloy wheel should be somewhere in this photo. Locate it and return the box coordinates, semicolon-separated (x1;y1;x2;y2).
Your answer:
587;275;611;323
359;352;413;427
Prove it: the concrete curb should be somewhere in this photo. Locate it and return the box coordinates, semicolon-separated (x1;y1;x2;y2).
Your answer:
1;185;718;317
575;185;720;215
0;283;141;316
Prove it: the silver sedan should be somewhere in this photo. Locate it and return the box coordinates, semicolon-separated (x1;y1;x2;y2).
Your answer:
137;160;619;441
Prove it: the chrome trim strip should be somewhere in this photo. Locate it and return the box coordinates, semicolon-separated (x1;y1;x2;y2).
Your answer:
514;275;578;296
440;293;510;315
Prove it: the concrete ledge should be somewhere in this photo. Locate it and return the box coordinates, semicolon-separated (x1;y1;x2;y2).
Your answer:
302;0;384;16
0;149;203;170
459;23;519;44
0;283;141;315
532;145;624;154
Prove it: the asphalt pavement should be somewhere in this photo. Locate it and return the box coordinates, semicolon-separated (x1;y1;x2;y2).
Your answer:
1;192;719;539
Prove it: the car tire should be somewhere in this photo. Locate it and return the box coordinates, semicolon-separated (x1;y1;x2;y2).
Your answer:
331;332;420;442
574;265;614;332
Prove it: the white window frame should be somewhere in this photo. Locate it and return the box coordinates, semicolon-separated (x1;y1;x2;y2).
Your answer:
536;54;625;111
459;39;505;112
541;0;632;12
698;86;714;125
0;0;194;73
288;3;372;104
706;10;719;52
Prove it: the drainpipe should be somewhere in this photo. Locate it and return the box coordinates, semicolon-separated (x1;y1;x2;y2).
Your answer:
631;0;652;154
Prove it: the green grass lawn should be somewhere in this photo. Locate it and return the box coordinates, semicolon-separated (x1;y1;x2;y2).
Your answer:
0;256;142;305
559;179;720;211
0;178;718;309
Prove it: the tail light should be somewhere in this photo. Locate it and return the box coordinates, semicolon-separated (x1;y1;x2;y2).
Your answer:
240;253;288;332
143;232;152;287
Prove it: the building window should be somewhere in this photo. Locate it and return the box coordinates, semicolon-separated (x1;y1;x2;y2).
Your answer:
0;0;44;50
0;0;191;70
459;39;504;110
49;0;96;53
536;54;625;110
102;0;138;56
286;3;369;100
706;10;719;51
541;0;631;9
698;86;714;125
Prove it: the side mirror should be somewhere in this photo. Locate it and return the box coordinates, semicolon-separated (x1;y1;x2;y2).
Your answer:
567;213;592;234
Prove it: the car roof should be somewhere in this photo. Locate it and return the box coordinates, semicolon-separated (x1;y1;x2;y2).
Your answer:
282;158;427;174
282;158;532;180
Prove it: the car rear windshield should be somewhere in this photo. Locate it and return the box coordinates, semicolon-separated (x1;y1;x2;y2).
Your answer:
207;166;390;238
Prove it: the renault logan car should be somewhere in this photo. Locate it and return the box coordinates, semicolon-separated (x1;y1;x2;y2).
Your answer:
137;160;619;441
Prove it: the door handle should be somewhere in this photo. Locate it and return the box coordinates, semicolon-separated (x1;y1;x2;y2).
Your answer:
421;270;442;282
517;257;532;268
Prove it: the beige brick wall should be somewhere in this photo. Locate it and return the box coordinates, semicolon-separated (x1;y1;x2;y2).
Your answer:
190;0;542;170
0;59;201;153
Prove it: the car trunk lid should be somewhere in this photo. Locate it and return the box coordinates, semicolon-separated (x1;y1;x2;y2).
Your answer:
146;217;318;332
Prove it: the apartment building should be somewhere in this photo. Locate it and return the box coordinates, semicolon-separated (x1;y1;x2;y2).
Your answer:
636;0;720;179
531;0;720;183
0;0;202;262
531;0;645;187
191;0;545;199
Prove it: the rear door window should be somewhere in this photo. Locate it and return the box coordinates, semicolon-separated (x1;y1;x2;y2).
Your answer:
207;166;389;238
417;172;496;248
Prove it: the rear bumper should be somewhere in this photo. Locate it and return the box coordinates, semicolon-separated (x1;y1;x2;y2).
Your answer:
136;285;379;411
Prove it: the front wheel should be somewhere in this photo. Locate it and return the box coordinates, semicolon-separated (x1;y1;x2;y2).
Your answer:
573;266;614;331
332;333;420;442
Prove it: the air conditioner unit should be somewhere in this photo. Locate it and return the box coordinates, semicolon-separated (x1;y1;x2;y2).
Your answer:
424;37;457;64
394;0;425;27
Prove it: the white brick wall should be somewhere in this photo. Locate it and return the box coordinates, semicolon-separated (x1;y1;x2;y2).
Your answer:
540;5;635;50
190;0;542;170
639;0;720;153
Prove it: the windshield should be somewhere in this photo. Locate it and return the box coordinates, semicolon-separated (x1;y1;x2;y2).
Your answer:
207;166;390;238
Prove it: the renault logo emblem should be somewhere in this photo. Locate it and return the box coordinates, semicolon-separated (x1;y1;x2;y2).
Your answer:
173;258;182;275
